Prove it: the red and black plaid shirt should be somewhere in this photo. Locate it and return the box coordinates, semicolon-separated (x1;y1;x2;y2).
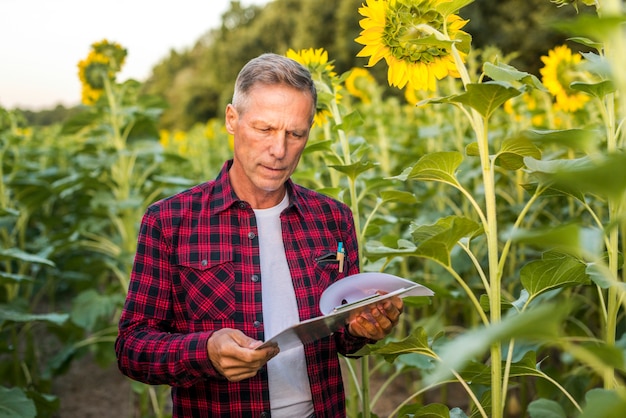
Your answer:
115;160;368;417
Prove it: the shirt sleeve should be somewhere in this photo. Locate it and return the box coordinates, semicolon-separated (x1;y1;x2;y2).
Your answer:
115;206;221;387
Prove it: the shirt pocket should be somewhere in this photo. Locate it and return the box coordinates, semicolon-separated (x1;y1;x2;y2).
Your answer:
313;249;345;291
175;249;236;321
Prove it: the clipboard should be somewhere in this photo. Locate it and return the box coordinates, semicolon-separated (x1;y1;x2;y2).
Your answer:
256;272;434;351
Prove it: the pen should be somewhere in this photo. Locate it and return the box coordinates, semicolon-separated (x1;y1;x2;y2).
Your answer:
337;242;345;273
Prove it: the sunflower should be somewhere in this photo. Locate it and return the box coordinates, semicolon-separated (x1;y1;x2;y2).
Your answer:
286;47;335;78
355;0;471;91
345;67;377;104
539;45;590;113
159;129;190;156
77;39;127;105
286;48;341;126
91;39;127;72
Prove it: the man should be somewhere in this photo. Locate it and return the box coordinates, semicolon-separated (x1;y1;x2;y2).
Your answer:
115;53;403;417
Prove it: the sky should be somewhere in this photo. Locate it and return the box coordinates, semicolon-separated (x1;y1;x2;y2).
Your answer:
0;0;270;110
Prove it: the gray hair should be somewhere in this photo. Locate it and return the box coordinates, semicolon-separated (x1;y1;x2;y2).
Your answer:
232;53;317;122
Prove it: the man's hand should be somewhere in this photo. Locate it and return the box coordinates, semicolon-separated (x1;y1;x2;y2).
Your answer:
207;328;279;382
346;294;403;341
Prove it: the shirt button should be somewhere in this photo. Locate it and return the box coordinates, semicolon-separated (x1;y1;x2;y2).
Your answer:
201;259;208;267
248;231;256;239
251;274;260;282
253;320;261;328
238;202;246;209
260;413;269;418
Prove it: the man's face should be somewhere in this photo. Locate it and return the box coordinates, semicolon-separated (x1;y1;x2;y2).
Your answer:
225;83;313;208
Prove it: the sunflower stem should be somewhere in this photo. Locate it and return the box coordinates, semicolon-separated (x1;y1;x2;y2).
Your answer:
597;0;625;391
329;84;372;418
478;113;504;418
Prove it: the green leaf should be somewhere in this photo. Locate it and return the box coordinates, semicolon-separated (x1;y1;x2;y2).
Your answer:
0;248;55;268
360;327;435;362
0;386;36;418
465;142;479;157
407;34;458;51
316;187;342;200
395;403;455;417
151;175;196;187
411;216;482;245
524;154;626;201
507;351;546;379
568;36;603;51
527;399;567;418
521;182;586;202
540;153;626;200
365;239;418;261
413;403;452;417
520;128;598;154
366;216;481;266
571;80;615;99
417;94;457;108
586;262;614;289
579;389;626;418
0;271;34;285
304;139;334;153
379;190;418;204
494;136;541;170
407;151;464;187
586;262;626;295
424;302;569;385
0;305;69;326
483;62;547;92
553;14;626;44
328;160;377;181
395;351;436;371
510;224;603;259
577;341;625;370
434;0;475;17
335;110;364;133
451;82;521;119
580;51;612;78
60;110;100;135
0;207;19;217
70;290;125;332
462;351;544;385
524;155;587;174
520;251;590;302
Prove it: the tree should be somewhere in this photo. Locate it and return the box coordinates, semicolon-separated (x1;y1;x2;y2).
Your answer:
141;0;587;130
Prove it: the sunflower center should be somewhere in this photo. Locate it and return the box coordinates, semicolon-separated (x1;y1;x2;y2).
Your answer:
384;2;447;64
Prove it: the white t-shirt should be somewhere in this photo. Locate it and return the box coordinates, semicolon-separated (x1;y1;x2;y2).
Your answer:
254;193;314;418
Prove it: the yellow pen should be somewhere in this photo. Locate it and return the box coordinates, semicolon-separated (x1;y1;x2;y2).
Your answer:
337;242;345;273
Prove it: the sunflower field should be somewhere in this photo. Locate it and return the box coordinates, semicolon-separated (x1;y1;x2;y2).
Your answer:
1;0;626;417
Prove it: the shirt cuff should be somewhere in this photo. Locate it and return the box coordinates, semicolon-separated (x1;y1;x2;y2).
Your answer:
180;331;221;380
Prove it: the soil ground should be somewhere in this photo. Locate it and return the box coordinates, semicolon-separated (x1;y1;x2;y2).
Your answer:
51;355;417;417
53;356;466;418
52;355;133;418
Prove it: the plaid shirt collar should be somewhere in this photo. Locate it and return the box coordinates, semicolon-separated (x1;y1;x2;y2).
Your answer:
212;159;305;219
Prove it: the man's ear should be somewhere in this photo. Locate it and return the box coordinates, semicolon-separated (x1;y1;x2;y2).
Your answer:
225;104;237;134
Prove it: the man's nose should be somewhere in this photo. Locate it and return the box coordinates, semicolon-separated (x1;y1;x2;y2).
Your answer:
269;134;287;158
